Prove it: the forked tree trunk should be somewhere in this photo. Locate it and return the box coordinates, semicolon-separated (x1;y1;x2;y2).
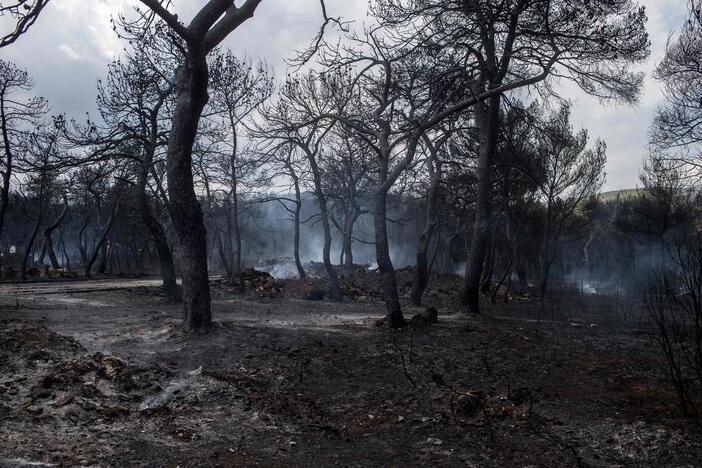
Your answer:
410;157;441;306
460;95;500;314
305;149;342;301
166;52;212;333
85;203;118;278
38;196;68;269
137;170;181;302
213;221;232;276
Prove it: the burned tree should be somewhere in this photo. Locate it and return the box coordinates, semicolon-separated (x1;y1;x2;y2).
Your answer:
208;51;273;275
409;129;451;306
0;59;47;264
652;0;702;171
0;0;49;48
376;0;650;313
124;0;265;332
258;73;343;301
530;104;606;299
65;24;184;300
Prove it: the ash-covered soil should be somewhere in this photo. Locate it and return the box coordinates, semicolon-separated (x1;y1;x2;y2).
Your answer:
0;274;700;467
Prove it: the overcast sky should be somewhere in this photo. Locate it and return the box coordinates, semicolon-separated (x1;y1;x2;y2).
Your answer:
0;0;689;191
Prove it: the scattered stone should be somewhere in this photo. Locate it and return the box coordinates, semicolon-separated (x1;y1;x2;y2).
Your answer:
25;405;43;416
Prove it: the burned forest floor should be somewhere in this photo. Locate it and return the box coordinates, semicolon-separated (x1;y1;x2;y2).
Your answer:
0;269;700;467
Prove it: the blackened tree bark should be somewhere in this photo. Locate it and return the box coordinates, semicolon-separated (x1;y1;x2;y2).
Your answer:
85;202;118;278
38;194;68;269
289;165;307;279
229;167;242;274
21;211;42;280
374;186;403;326
167;53;213;331
137;164;181;301
304;147;343;301
410;135;444;306
0;60;46;268
460;95;500;314
138;0;263;333
373;135;420;328
0;1;49;48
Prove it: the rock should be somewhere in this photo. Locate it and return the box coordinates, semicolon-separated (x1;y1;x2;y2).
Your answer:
62;404;82;421
25;405;43;416
32;387;54;399
412;307;439;325
80;399;99;411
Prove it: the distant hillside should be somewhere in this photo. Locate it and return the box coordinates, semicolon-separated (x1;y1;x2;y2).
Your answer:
598;188;641;202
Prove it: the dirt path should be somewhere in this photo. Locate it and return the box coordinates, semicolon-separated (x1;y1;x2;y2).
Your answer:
0;281;701;467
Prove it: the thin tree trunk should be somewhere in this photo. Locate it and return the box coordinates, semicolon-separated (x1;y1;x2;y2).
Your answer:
291;170;306;279
0;89;14;269
411;155;441;306
304;149;342;301
21;214;42;280
137;172;181;301
85;203;118;278
460;95;500;314
375;188;405;327
213;221;232;276
223;198;236;276
230;154;242;275
61;233;70;271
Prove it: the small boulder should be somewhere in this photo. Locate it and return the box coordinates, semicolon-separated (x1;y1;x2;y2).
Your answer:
412;306;439;324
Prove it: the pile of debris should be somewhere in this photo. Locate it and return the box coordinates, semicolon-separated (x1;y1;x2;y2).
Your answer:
228;268;282;297
0;320;85;374
0;320;199;424
18;352;173;421
342;273;383;301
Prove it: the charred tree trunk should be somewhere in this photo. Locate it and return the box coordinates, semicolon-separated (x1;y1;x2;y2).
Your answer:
223;198;236;276
481;230;497;293
410;154;442;306
539;205;553;300
77;210;91;266
290;169;306;279
304;148;342;301
85;203;118;278
137;168;181;302
60;233;70;271
230;143;242;275
166;52;212;333
460;95;500;314
374;188;405;327
21;214;42;280
213;221;232;276
97;241;109;275
0;90;14;269
39;195;68;269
